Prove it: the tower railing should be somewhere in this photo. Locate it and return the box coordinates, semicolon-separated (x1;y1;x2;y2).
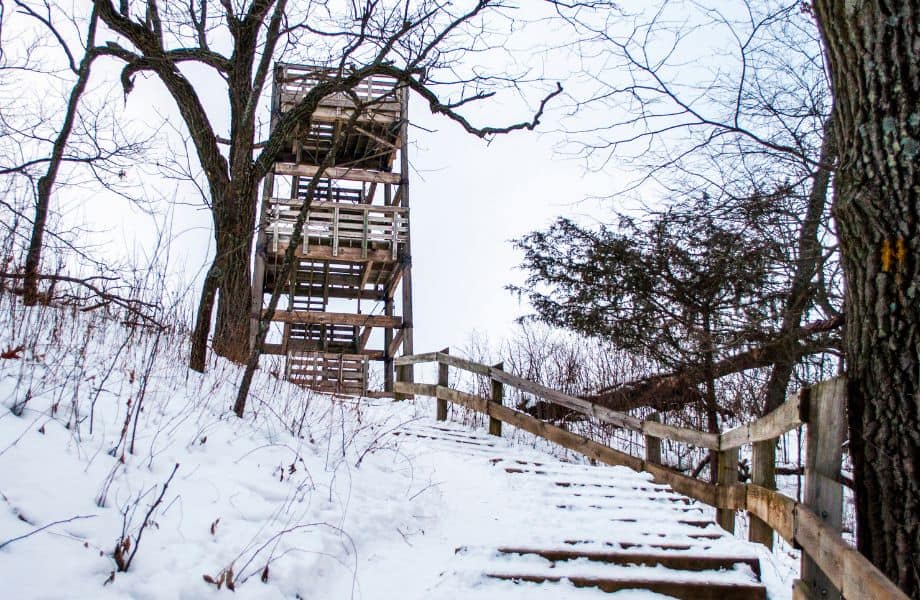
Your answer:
268;198;409;259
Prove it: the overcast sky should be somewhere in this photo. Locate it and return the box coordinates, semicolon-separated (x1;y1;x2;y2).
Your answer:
5;2;660;366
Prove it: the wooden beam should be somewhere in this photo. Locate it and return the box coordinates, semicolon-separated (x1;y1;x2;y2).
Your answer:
354;124;401;150
384;265;404;299
720;390;806;449
644;413;662;465
716;447;739;533
490;362;503;437
436;348;449;421
387;328;405;359
357;326;373;351
275;162;401;184
794;504;908;600
749;439;777;549
266;310;402;328
801;378;846;600
359;261;374;288
269;244;398;264
398;91;414;387
746;484;795;543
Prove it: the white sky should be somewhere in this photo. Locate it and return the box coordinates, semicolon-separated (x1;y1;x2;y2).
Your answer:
4;2;643;359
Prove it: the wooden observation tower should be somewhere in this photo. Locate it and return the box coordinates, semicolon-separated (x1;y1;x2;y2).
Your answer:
251;63;413;396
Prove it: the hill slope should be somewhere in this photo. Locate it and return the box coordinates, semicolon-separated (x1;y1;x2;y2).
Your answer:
0;301;793;598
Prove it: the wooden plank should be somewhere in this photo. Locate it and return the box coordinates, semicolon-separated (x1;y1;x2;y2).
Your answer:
386;328;405;359
746;484;795;544
271;244;398;264
357;326;373;351
643;461;718;507
434;352;492;376
394;381;436;397
644;413;661;465
716;483;747;511
642;419;720;451
749;439;777;549
275;162;401;184
353;124;401;150
437;348;449;422
490;362;503;437
397;381;646;472
488;366;641;432
267;310;402;328
716;447;739;532
794;504;909;600
801;377;846;600
397;91;414;389
394;351;440;366
792;579;815;600
720;390;805;449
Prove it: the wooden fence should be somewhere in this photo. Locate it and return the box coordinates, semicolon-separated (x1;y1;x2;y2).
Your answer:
393;350;907;600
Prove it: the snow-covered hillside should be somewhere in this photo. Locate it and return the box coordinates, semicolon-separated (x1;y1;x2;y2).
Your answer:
0;300;793;599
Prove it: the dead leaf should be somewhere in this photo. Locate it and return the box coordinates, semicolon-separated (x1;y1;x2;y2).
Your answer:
1;345;24;360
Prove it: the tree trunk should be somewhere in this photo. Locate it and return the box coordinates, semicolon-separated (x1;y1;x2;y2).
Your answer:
753;118;838;547
702;312;720;484
189;261;220;372
212;218;255;364
812;3;920;596
23;10;99;305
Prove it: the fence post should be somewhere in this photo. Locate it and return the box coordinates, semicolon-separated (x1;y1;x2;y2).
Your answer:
645;413;661;465
716;446;739;533
436;347;449;421
489;362;503;437
799;378;846;600
394;364;406;400
749;438;776;549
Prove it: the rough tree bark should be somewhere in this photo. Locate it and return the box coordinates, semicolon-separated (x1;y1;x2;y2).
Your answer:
812;2;919;597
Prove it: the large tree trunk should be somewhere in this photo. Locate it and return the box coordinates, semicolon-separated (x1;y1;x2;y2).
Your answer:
211;188;257;364
812;2;920;597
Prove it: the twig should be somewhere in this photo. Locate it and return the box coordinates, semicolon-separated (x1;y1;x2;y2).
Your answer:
0;514;96;551
116;463;179;571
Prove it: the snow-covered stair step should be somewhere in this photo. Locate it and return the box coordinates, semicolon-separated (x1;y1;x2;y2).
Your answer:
485;548;765;599
495;547;761;576
386;417;779;598
486;572;767;600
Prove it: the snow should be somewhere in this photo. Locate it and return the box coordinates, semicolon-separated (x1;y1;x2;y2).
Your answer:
0;300;792;598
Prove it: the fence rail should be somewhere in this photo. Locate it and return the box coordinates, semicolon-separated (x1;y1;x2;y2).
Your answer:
394;350;906;600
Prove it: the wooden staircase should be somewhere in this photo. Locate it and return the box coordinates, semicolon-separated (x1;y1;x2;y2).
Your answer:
394;421;769;599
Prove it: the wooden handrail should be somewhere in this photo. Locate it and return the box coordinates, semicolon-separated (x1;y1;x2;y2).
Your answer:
394;352;908;600
395;351;720;449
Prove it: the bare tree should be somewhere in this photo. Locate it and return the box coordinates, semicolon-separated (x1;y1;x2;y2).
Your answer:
547;0;842;546
90;0;562;374
0;1;151;305
13;2;101;304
